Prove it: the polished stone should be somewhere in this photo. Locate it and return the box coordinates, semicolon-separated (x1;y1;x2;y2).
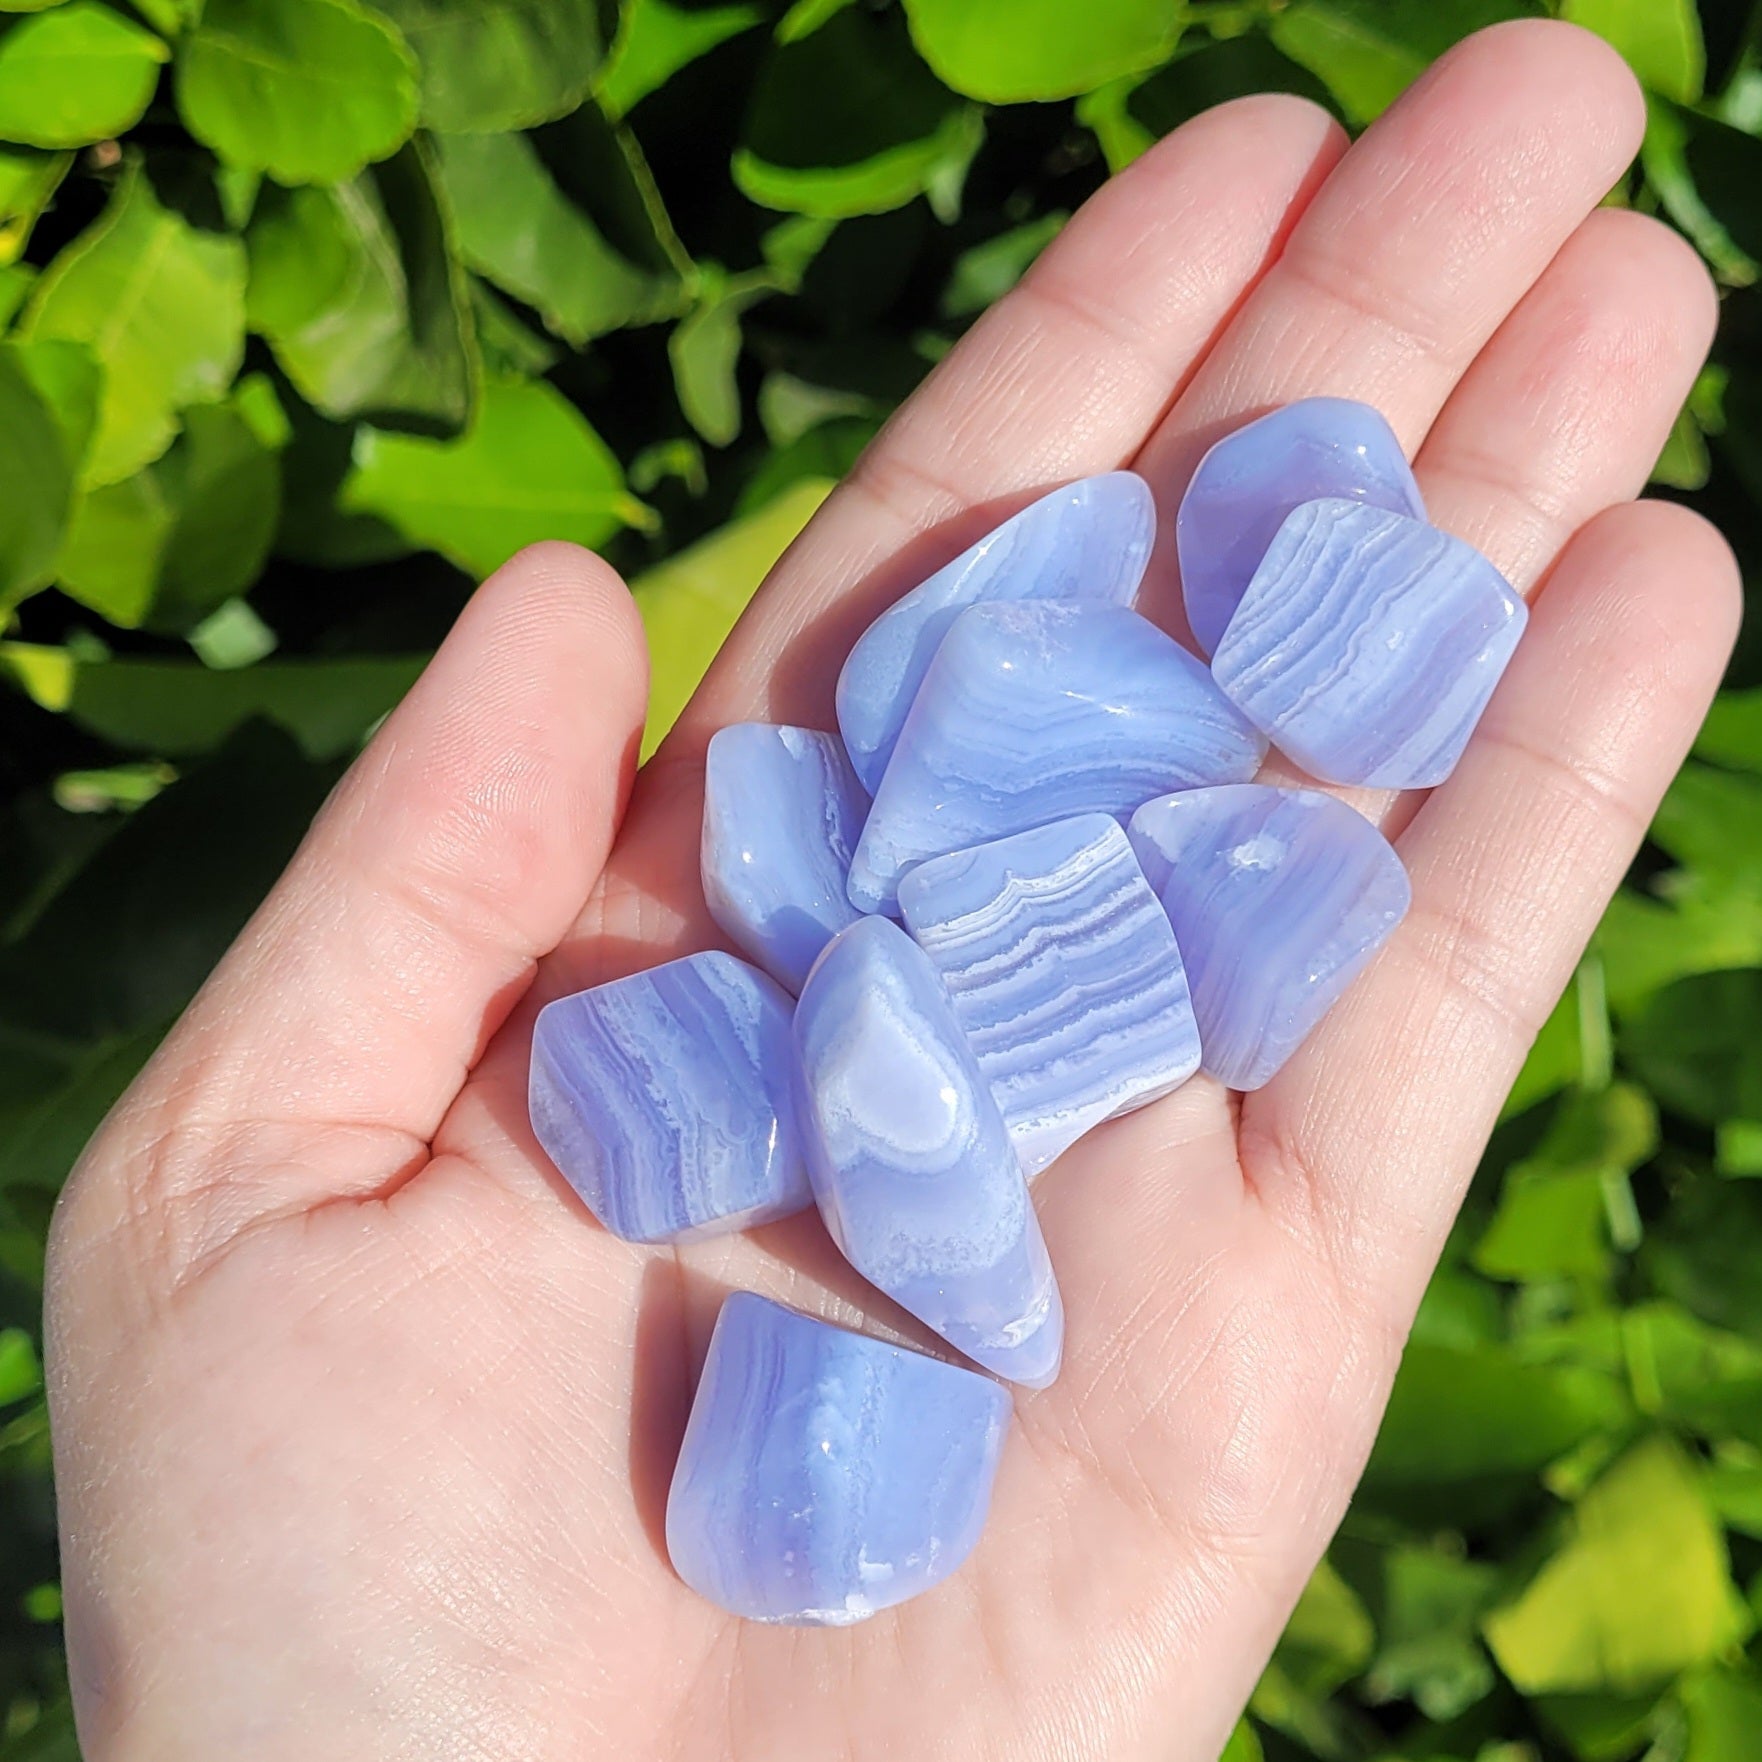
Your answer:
836;472;1156;794
1211;498;1526;788
701;723;868;994
666;1292;1013;1625
528;952;810;1243
847;600;1265;912
794;916;1062;1386
1178;397;1424;657
1129;785;1411;1090
898;815;1200;1175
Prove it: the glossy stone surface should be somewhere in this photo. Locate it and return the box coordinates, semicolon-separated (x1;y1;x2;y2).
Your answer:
529;952;810;1243
836;472;1156;794
666;1292;1013;1625
795;916;1063;1386
1129;785;1411;1090
898;815;1200;1175
701;723;868;994
1211;498;1527;789
847;600;1265;912
1178;397;1424;657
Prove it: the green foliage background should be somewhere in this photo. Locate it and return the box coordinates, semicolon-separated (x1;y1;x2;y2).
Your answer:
0;0;1757;1755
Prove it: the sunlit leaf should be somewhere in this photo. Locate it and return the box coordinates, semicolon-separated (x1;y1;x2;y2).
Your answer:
0;341;79;609
1562;0;1703;103
176;0;419;187
0;146;68;264
902;0;1179;103
597;0;761;120
0;2;167;149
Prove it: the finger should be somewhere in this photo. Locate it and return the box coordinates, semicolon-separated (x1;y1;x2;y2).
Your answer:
665;91;1346;748
1416;206;1718;591
1242;501;1741;1324
75;545;648;1249
1131;18;1646;628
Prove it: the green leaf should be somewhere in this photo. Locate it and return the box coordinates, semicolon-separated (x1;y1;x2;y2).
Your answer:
175;0;420;187
0;638;423;759
1482;1435;1749;1697
1365;1339;1629;1488
669;268;779;447
0;146;68;264
0;343;79;608
0;3;168;149
55;378;285;630
1697;690;1762;775
469;279;558;377
247;141;475;434
902;0;1180;103
634;474;832;759
186;595;276;669
22;161;246;486
0;1327;40;1404
0;1024;162;1199
735;7;981;219
1273;1557;1376;1696
1623;969;1762;1127
1561;0;1703;103
1597;885;1762;1015
341;375;649;578
434;130;682;347
597;0;761;121
1652;762;1762;893
367;0;602;132
1218;1720;1261;1762
940;212;1065;319
1361;1547;1500;1721
1269;0;1539;125
1643;100;1762;288
1682;1667;1762;1760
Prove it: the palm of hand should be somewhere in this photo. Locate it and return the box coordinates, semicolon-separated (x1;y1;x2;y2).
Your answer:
46;23;1739;1762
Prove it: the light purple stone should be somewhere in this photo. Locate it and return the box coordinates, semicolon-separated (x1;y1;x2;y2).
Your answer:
847;600;1265;913
666;1293;1011;1625
701;723;868;994
1128;785;1411;1090
794;916;1063;1388
898;815;1200;1176
835;472;1155;794
1178;396;1424;657
1211;498;1527;789
528;952;811;1242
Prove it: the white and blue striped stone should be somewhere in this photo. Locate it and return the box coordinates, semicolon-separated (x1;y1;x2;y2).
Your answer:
666;1293;1012;1625
898;815;1201;1176
528;952;811;1243
836;472;1155;794
1211;498;1526;788
700;723;868;994
794;915;1063;1387
847;600;1265;913
1129;785;1411;1090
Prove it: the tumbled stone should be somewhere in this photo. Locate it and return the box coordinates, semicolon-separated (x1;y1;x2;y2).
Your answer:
898;815;1200;1176
836;472;1155;794
666;1293;1012;1625
847;600;1265;913
795;916;1063;1386
701;723;868;995
1129;785;1411;1090
1211;498;1527;788
528;952;810;1243
1178;396;1424;656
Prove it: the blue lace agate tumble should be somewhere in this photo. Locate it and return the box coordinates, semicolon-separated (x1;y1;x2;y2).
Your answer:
795;916;1063;1387
528;953;810;1242
700;723;868;994
666;1293;1012;1625
1129;786;1411;1090
1211;498;1526;788
898;815;1200;1176
1178;397;1424;657
836;472;1155;794
847;600;1265;913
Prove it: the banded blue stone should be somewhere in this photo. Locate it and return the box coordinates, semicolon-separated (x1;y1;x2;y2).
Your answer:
701;723;868;994
528;952;810;1243
898;814;1200;1176
836;472;1155;794
1211;498;1527;788
666;1293;1012;1625
794;916;1063;1388
847;600;1265;913
1129;785;1411;1091
1178;396;1424;657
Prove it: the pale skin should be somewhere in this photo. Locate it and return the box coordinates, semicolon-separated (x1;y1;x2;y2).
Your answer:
45;21;1743;1761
